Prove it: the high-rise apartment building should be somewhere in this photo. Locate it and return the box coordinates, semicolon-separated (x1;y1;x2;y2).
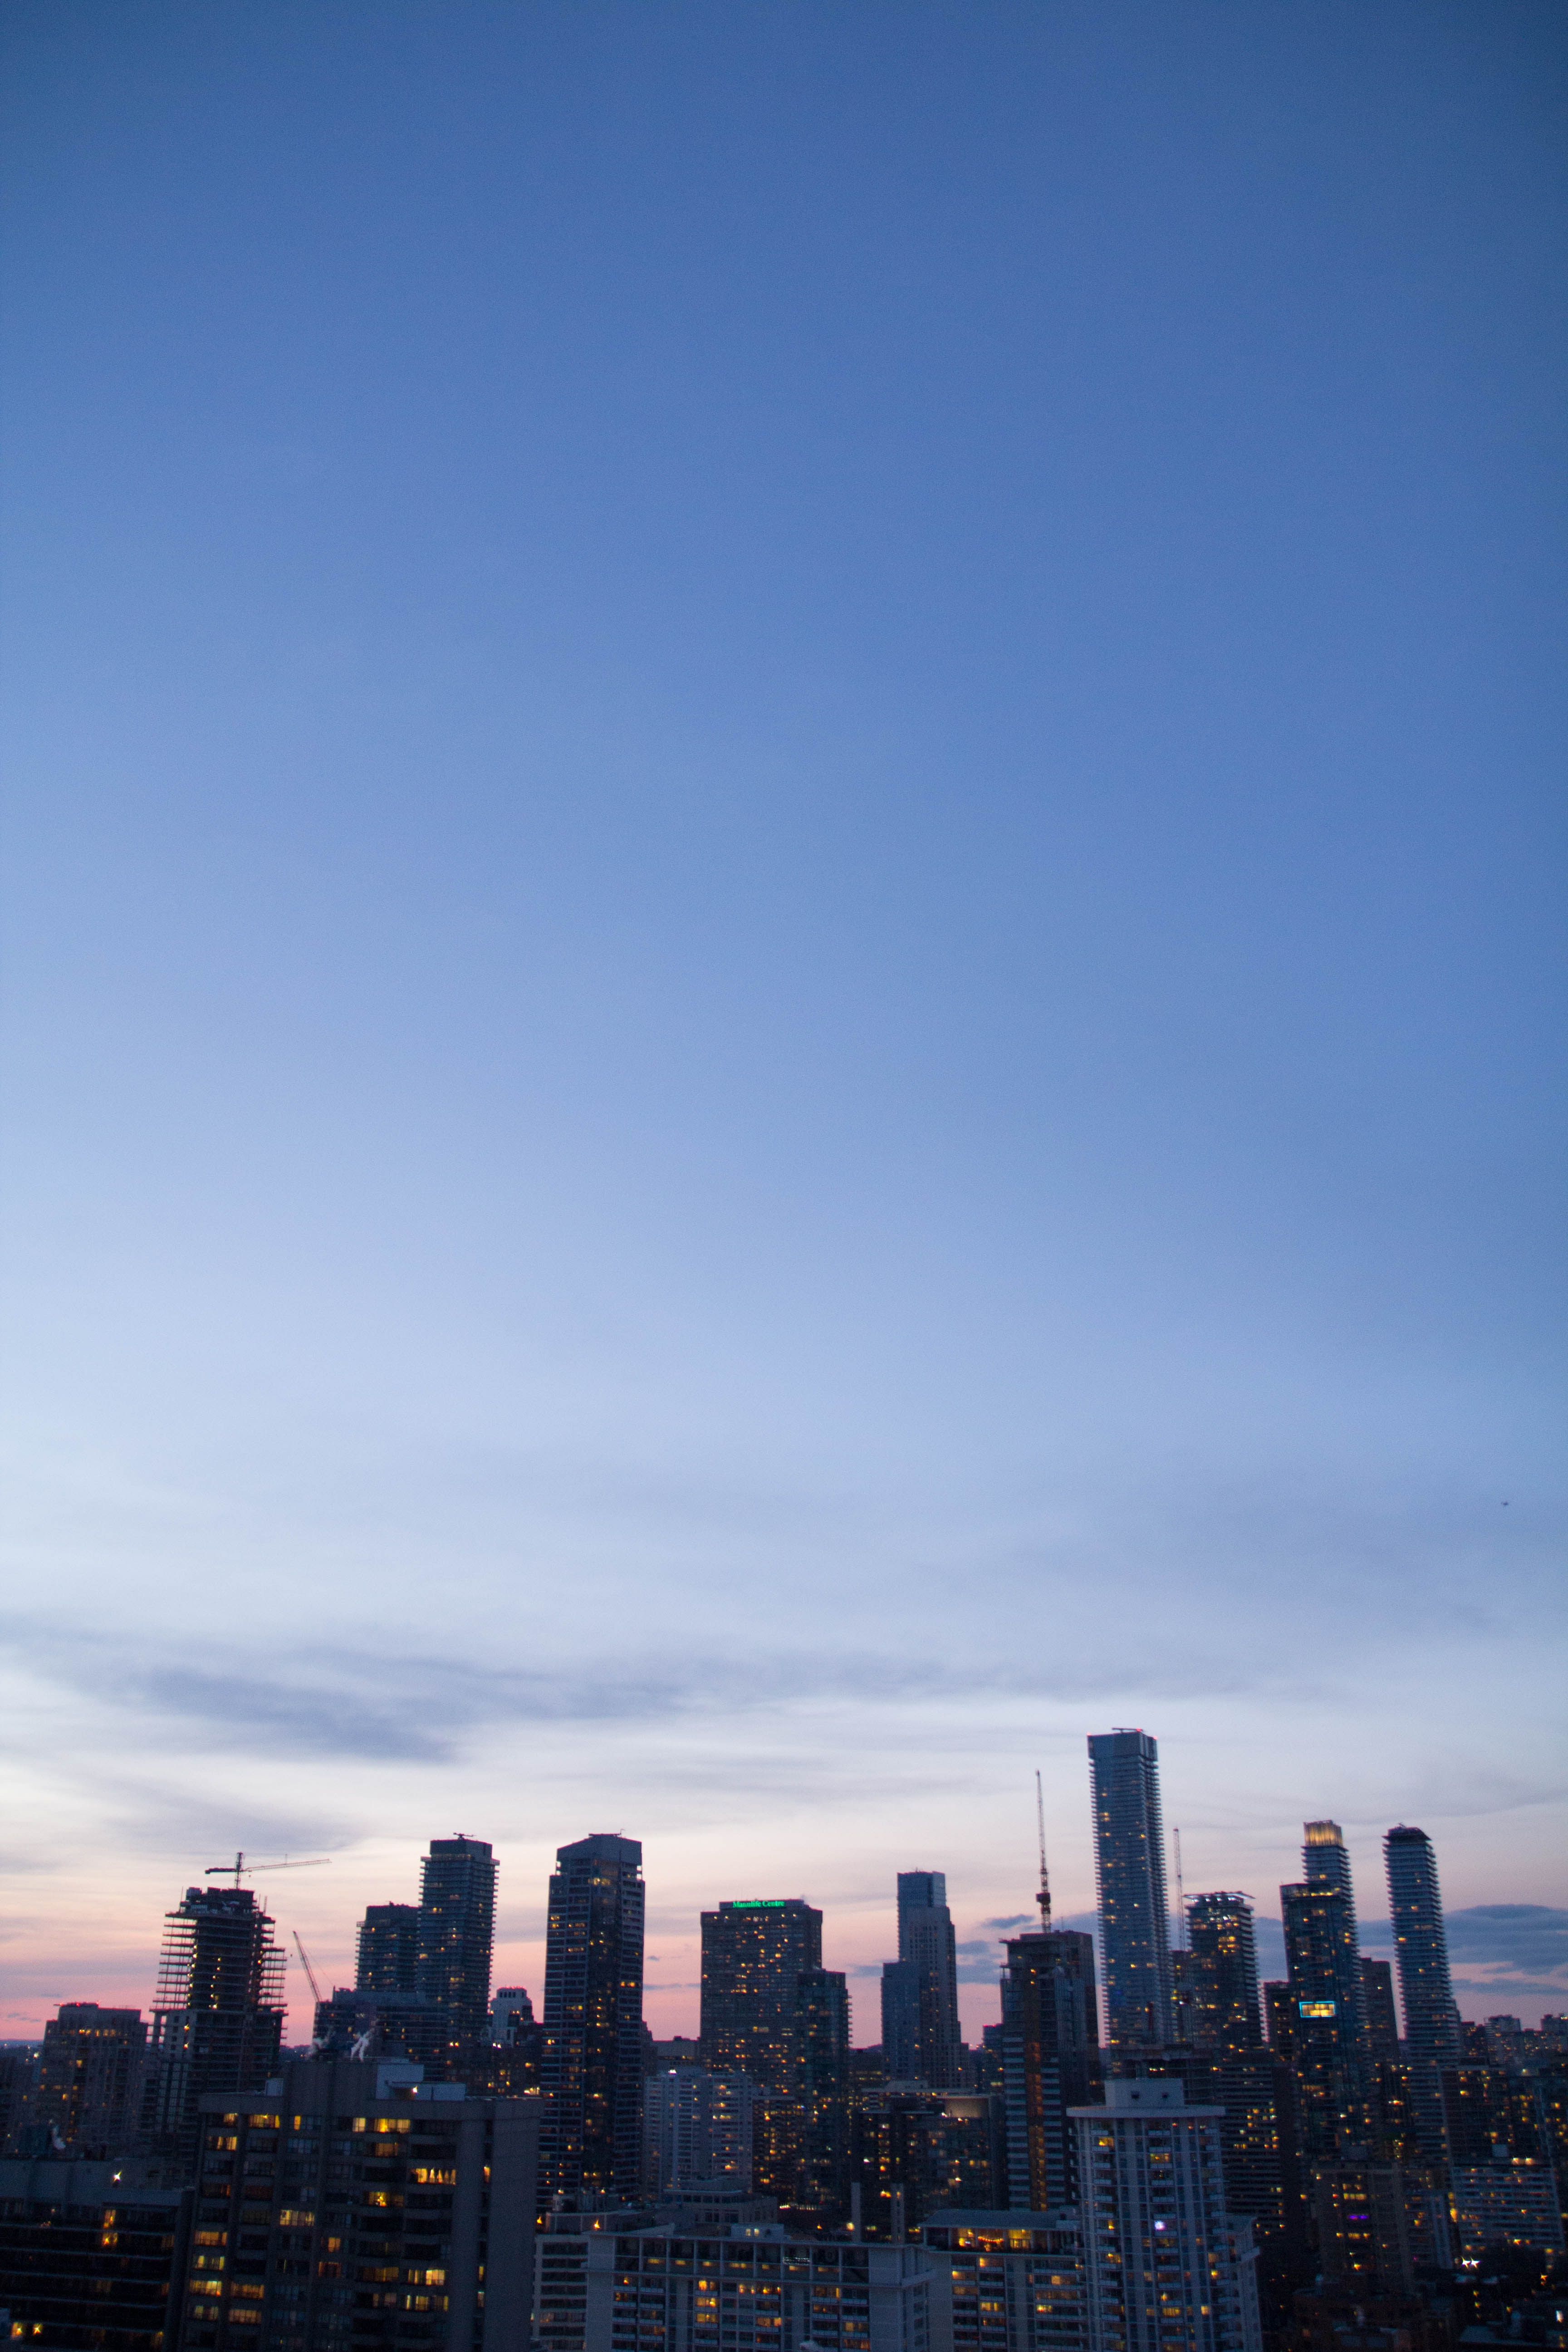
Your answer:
701;1899;823;2090
141;1885;286;2175
27;2004;147;2157
0;2160;190;2352
1302;1824;1368;2042
416;1838;496;2078
1088;1730;1171;2048
1280;1881;1372;2160
1383;1826;1461;2161
923;2212;1086;2352
642;2067;759;2194
177;2054;540;2352
536;2225;946;2352
797;1965;852;2210
1361;1961;1401;2068
541;1834;647;2202
356;1904;421;1997
1000;1929;1099;2211
851;2090;1003;2230
881;1874;961;2092
1073;2078;1261;2352
1186;1896;1262;2057
700;1898;851;2210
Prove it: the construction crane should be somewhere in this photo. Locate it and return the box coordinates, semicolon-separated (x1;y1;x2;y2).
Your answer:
293;1931;325;2008
1172;1827;1187;1946
205;1852;330;1885
1035;1769;1052;1930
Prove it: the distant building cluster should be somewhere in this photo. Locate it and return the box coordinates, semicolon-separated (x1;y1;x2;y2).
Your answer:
2;1732;1565;2352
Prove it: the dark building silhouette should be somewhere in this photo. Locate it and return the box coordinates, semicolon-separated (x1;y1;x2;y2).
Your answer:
309;1986;443;2074
416;1838;496;2079
540;1834;646;2202
176;2055;539;2352
0;2048;40;2152
851;2089;1002;2231
141;1886;285;2175
999;1928;1099;2210
355;1904;421;1997
1384;1825;1460;2162
879;1874;961;2091
1088;1729;1171;2048
798;1965;852;2210
1281;1880;1372;2160
28;2004;147;2157
1186;1895;1262;2056
0;2157;192;2352
1262;1982;1294;2057
489;1988;544;2097
1362;1959;1401;2067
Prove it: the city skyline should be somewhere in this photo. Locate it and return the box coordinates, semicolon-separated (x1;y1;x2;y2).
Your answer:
2;2;1563;2053
4;1750;1563;2044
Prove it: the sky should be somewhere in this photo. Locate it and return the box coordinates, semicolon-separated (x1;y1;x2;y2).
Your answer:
0;1;1564;2043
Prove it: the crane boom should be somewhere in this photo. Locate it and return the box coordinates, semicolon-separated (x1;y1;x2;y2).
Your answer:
205;1852;330;1884
1035;1769;1052;1929
293;1931;324;2008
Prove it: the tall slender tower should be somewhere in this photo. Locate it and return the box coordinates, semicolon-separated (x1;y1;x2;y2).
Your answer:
141;1885;285;2174
883;1872;961;2089
1280;1880;1372;2158
1383;1825;1460;2160
1186;1894;1263;2056
540;1833;646;2200
1088;1729;1171;2048
1303;1822;1367;2041
417;1836;497;2077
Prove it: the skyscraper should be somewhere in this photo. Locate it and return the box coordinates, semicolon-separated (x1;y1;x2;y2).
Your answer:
1279;1880;1372;2160
1302;1823;1368;2042
1187;1895;1263;2057
642;2066;760;2194
416;1836;497;2078
1072;2078;1261;2352
27;2004;147;2157
1384;1825;1461;2161
176;2054;541;2352
1088;1729;1171;2048
140;1884;285;2174
1000;1927;1100;2209
1360;1960;1401;2068
701;1898;840;2207
882;1873;961;2091
798;1965;853;2209
701;1899;823;2090
540;1833;646;2201
356;1902;421;1996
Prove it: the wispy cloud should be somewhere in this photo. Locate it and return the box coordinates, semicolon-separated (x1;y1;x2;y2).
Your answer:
0;1610;1323;1772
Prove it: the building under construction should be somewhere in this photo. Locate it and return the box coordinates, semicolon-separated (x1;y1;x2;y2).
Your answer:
141;1886;286;2176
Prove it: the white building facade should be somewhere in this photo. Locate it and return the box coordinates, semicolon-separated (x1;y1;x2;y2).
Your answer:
1070;2079;1259;2352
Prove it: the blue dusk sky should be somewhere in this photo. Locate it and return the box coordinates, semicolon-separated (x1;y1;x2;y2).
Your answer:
0;2;1564;2037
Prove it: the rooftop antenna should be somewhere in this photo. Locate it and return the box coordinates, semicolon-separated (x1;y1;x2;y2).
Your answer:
1035;1770;1052;1930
